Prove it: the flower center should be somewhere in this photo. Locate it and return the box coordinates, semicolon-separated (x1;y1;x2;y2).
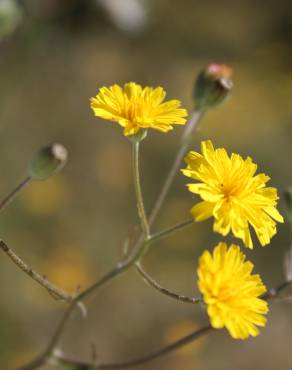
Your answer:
220;183;236;200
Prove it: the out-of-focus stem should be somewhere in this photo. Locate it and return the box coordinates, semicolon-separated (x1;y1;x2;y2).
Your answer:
0;175;31;212
262;281;292;300
17;302;76;370
54;324;212;369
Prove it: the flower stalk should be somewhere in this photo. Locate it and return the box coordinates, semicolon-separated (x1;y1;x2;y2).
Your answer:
0;175;31;212
132;141;150;239
149;110;204;225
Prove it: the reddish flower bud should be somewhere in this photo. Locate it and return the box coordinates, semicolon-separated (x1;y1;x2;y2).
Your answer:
193;63;233;110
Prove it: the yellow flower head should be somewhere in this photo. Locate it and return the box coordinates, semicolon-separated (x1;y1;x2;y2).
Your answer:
182;140;284;249
90;82;188;137
198;242;268;339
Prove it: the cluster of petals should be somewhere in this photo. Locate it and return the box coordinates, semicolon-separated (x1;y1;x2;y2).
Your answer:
198;243;268;339
182;140;284;249
90;82;188;136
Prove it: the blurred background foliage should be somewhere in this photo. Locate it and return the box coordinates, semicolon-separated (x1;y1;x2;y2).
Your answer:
0;0;292;369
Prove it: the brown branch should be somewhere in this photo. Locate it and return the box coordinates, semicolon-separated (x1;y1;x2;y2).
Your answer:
55;324;212;369
0;240;73;302
17;302;77;370
136;262;201;304
16;258;136;370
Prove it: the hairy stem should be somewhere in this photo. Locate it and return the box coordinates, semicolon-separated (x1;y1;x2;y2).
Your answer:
0;240;72;302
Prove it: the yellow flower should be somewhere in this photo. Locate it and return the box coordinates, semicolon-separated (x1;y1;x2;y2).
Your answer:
182;140;284;248
198;242;268;339
90;82;188;136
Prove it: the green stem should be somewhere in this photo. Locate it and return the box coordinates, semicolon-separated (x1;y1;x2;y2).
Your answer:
132;141;150;238
17;112;205;370
0;175;31;212
149;110;204;226
150;218;193;243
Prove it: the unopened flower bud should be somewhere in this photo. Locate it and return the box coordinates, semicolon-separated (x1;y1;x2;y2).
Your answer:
29;144;68;181
283;187;292;223
193;63;233;110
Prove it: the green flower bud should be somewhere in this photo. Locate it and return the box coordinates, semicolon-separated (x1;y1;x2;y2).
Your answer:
0;0;22;40
193;63;233;110
29;144;68;181
284;187;292;223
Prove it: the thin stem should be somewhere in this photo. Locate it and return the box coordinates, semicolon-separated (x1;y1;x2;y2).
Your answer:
17;239;148;370
19;139;156;369
0;240;72;302
17;112;205;370
149;110;204;226
132;141;150;238
79;219;195;305
75;259;132;302
150;218;193;243
55;324;212;369
0;175;31;212
17;303;76;370
262;280;292;300
136;262;201;304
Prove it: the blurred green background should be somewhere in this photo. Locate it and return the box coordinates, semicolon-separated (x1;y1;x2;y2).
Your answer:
0;0;292;369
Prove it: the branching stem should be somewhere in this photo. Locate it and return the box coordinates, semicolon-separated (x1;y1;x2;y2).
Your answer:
16;111;205;369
